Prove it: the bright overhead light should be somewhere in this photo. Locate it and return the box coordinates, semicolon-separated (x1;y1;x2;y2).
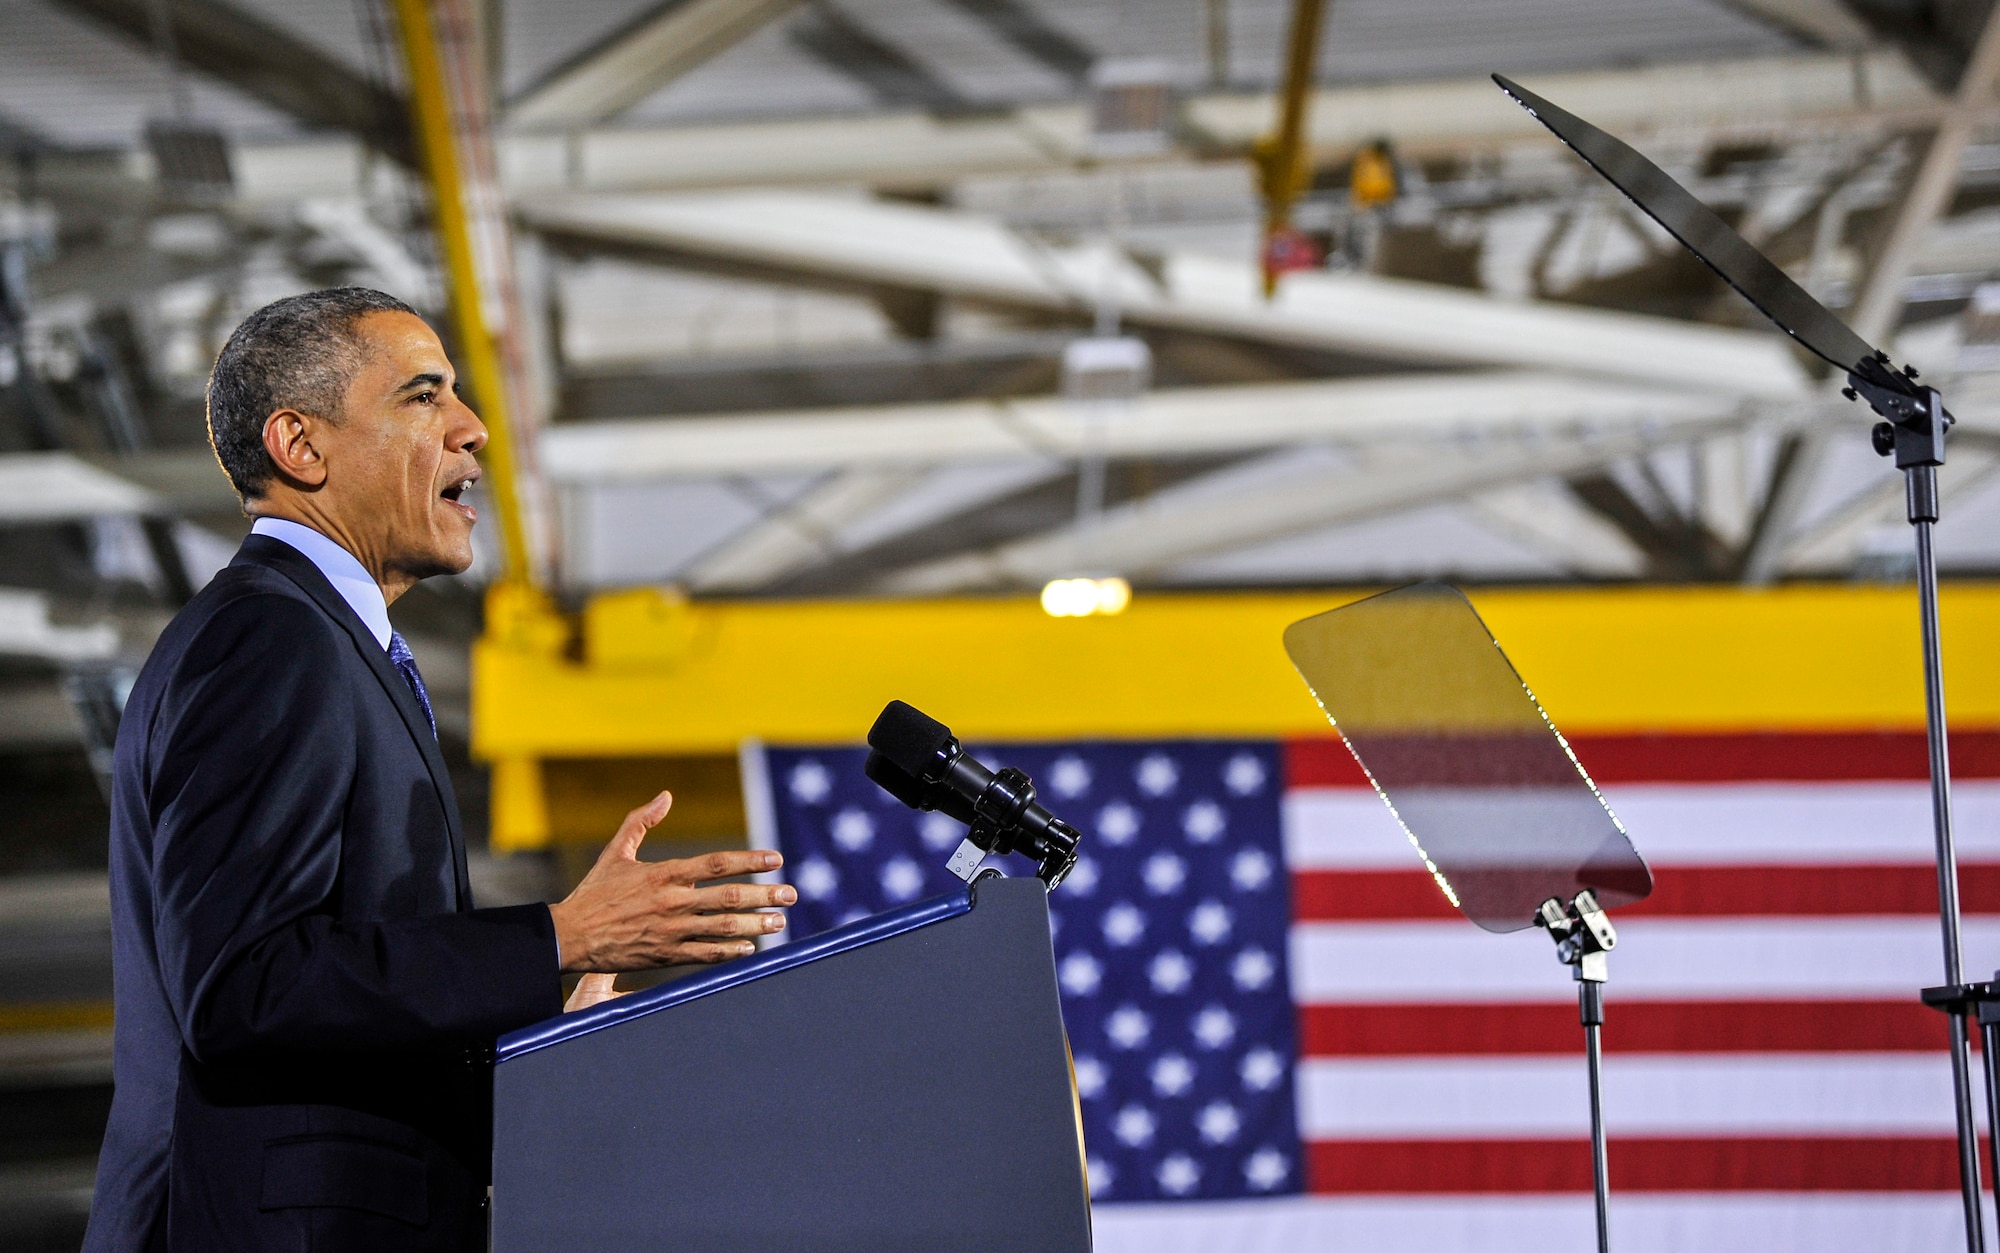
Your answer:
1042;577;1132;618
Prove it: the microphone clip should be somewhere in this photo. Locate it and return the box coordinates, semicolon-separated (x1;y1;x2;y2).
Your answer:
963;766;1080;890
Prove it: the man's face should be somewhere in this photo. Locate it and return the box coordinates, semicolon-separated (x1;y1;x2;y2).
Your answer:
323;311;487;582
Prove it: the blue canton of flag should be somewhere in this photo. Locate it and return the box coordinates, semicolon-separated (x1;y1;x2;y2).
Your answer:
760;739;1301;1204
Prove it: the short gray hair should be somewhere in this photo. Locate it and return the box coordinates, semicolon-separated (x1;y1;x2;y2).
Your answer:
206;287;417;499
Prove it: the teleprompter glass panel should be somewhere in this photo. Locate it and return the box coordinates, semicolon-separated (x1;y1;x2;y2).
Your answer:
1283;582;1651;933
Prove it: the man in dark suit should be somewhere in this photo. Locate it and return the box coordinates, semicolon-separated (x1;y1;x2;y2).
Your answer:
84;287;795;1252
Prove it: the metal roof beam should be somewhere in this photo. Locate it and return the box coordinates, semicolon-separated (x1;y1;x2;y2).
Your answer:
536;372;1749;483
680;466;932;591
0;450;237;520
506;0;809;129
1741;2;2000;582
520;191;1812;398
1464;481;1649;578
878;415;1744;592
786;4;973;114
229;51;1941;196
0;451;156;521
1780;444;2000;572
1710;0;1874;49
935;0;1094;85
51;0;413;166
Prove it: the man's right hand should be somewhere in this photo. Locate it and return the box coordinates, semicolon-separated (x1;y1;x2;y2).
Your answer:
547;791;795;973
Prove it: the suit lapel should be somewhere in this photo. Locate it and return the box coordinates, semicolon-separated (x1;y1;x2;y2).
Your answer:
236;536;471;909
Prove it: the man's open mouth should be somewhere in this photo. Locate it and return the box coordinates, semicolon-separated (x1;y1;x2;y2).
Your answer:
440;477;479;520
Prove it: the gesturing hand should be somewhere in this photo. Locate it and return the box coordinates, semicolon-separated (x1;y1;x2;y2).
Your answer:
547;791;795;974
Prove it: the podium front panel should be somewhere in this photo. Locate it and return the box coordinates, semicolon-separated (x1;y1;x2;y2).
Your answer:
491;876;1091;1252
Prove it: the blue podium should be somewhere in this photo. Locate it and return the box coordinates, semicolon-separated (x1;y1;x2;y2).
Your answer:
490;875;1093;1252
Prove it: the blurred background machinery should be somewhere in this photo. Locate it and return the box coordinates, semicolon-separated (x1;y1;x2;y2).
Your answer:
6;0;2000;1245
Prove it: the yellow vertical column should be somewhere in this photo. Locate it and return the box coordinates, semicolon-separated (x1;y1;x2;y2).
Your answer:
391;0;554;850
1254;0;1327;295
388;0;531;585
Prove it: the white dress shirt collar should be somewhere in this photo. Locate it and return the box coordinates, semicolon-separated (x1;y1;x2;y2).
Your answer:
250;517;392;651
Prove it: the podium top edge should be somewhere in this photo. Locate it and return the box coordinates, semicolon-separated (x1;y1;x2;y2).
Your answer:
497;887;975;1063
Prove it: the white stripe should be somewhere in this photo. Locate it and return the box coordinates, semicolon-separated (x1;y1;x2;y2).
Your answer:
1294;1054;1970;1137
1289;917;2000;1002
1092;1195;1994;1253
739;738;790;950
1284;789;1436;868
1283;781;2000;869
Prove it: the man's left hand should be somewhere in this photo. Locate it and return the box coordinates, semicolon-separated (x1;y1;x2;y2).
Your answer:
563;973;622;1012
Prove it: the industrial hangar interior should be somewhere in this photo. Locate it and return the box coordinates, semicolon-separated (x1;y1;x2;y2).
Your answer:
4;0;2000;1248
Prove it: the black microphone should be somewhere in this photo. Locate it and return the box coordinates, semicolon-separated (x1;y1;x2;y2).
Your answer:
864;700;1081;890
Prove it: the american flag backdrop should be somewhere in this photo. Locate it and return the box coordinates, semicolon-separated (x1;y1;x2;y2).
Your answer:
752;730;2000;1251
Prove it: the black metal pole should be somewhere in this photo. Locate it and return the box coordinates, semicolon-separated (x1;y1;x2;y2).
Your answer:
1581;979;1610;1253
1909;448;1987;1252
1983;1015;2000;1209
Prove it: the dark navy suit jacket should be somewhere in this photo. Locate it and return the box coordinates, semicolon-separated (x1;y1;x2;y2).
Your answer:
86;535;563;1252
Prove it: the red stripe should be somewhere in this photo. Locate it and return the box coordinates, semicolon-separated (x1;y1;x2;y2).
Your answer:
1299;1000;1964;1056
1292;864;2000;921
1284;730;2000;788
1306;1136;1990;1193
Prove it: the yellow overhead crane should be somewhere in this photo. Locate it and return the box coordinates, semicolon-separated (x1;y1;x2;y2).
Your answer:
470;582;2000;852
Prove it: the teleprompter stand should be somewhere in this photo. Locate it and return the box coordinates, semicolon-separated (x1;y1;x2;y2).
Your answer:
1493;74;1990;1252
1540;891;1618;1253
1284;583;1655;1252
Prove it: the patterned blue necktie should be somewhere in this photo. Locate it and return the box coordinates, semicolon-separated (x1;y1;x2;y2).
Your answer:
387;630;437;739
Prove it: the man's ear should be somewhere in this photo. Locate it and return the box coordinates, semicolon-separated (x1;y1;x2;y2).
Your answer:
261;408;328;489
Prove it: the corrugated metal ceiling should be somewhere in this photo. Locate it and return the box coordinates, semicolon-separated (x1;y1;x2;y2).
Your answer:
0;0;1799;148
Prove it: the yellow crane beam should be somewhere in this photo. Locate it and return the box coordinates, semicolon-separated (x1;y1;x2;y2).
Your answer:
474;582;2000;850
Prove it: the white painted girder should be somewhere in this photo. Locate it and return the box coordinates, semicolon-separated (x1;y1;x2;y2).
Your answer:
1782;445;2000;572
537;371;1751;483
1186;52;1930;160
1743;6;2000;583
496;107;1085;196
880;415;1745;593
217;54;1941;201
479;52;1938;195
0;588;117;662
1712;0;1874;48
1695;433;1757;548
1465;480;1650;577
0;453;157;521
681;466;931;591
520;191;1812;399
225;55;1942;200
507;0;810;129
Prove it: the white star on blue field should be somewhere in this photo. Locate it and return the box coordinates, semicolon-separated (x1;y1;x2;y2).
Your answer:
766;739;1300;1203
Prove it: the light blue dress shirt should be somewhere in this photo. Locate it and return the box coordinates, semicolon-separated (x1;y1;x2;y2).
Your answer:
251;517;391;651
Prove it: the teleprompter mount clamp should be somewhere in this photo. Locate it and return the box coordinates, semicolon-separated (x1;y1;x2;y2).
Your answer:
1495;73;1988;1252
1538;890;1618;1253
863;700;1082;891
1539;889;1616;984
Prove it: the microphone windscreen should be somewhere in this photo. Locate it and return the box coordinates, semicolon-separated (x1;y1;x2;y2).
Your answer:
867;700;953;777
863;750;930;809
